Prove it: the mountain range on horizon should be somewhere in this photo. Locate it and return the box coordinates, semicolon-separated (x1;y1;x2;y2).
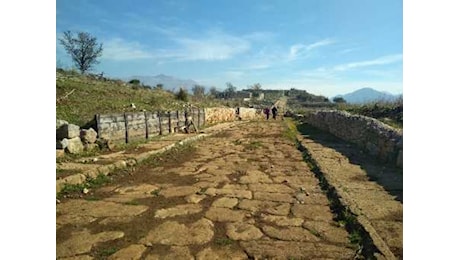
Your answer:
333;87;402;104
125;75;402;103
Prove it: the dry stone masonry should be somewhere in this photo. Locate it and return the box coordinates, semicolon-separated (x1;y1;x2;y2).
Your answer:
57;107;264;155
302;110;403;167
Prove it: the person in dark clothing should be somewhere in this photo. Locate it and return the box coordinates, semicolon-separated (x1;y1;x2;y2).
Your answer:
263;107;270;120
271;106;278;120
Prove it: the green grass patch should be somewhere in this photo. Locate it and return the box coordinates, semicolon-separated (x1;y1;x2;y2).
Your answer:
282;119;298;142
87;174;111;187
95;247;118;258
215;237;234;246
57;173;111;198
150;189;161;196
123;200;140;205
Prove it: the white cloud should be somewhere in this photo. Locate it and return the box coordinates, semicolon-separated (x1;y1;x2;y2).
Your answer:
338;48;358;54
173;33;250;61
333;54;402;71
102;38;153;60
289;39;334;60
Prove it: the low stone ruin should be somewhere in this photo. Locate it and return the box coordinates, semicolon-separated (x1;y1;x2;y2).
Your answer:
56;119;100;155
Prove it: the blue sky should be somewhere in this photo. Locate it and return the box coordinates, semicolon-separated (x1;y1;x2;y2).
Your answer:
56;0;402;97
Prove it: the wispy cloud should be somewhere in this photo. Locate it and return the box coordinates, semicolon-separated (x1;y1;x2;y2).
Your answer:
338;48;358;54
102;38;154;60
289;39;334;60
173;33;250;61
333;54;402;71
151;31;251;62
86;31;255;63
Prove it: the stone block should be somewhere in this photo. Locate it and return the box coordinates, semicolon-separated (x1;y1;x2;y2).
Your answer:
56;119;68;129
56;138;69;149
80;128;98;144
65;137;84;154
57;123;80;140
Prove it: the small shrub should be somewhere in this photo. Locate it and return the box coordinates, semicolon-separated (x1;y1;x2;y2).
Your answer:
128;79;140;85
176;88;189;102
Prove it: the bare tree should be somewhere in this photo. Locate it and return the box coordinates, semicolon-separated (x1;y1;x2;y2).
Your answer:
59;31;103;74
225;82;236;98
251;83;262;91
192;85;205;99
209;86;219;98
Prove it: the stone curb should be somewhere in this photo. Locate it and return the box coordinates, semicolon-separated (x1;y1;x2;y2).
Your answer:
56;122;241;194
296;135;397;260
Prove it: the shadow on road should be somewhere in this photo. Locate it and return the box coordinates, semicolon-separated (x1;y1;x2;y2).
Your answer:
296;122;403;203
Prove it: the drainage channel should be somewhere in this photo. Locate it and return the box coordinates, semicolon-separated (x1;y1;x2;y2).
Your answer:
294;137;381;260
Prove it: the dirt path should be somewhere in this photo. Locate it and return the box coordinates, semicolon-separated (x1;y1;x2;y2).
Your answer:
56;119;401;259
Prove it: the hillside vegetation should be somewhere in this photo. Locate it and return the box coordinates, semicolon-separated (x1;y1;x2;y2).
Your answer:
337;98;403;129
56;69;224;126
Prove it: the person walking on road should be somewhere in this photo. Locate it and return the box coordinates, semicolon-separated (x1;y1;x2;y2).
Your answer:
263;107;270;120
271;106;278;120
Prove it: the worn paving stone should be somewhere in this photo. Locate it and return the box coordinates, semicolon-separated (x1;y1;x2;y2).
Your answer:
260;214;304;227
211;197;239;208
159;186;200;198
114;184;159;195
60;255;93;260
107;244;146;260
248;183;294;193
56;214;97;227
221;184;248;190
140;218;214;246
262;225;321;242
98;216;137;225
302;220;350;244
145;246;193;260
271;175;319;187
205;207;247;222
197;174;230;184
253;191;294;203
205;187;252;199
226;222;264;241
57;229;124;257
195;247;248;260
57;199;148;218
291;204;335;221
239;170;273;184
193;181;220;189
237;199;291;216
240;240;355;260
154;204;203;219
185;194;206;203
104;184;160;203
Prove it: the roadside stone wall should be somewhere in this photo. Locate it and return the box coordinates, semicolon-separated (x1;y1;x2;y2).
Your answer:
96;108;207;143
303;110;403;168
58;107;264;155
204;107;236;124
238;107;265;120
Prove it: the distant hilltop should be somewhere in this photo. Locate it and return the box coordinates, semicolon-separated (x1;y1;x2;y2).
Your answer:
333;87;402;104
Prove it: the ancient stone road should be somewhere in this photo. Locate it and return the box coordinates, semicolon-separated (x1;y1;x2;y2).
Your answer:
57;119;402;259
